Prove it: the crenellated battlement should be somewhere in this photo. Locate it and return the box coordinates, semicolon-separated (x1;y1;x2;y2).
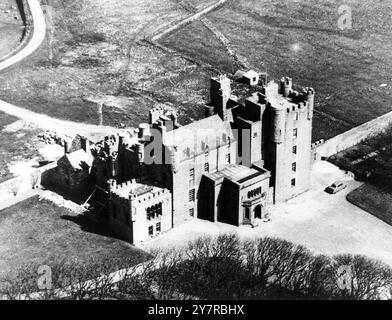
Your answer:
108;178;170;203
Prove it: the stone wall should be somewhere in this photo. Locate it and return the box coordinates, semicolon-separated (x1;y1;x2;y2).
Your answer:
0;161;57;204
152;0;228;41
312;110;392;160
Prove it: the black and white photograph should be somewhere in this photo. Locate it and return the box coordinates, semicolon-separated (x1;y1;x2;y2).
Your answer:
0;0;392;307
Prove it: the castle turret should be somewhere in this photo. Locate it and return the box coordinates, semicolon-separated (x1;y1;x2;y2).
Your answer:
135;143;145;164
271;104;285;144
210;75;231;121
204;105;215;118
303;87;315;120
280;77;292;97
138;123;151;140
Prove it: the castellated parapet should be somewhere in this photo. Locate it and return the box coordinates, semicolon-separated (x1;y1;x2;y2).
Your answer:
108;178;172;244
53;71;316;244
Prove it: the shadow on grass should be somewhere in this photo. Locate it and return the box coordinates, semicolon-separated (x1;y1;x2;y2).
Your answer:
61;212;116;239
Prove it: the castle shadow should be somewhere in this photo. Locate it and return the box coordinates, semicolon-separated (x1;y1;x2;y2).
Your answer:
61;212;116;240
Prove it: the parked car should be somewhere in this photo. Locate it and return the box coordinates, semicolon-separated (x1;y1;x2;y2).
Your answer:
325;181;347;194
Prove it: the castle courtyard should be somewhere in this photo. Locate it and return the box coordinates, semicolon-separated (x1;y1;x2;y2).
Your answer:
140;161;392;267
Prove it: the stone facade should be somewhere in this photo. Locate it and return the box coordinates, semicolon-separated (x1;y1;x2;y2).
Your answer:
108;179;171;244
208;75;314;203
52;72;315;243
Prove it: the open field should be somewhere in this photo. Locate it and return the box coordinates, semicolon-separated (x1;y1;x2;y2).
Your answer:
0;0;218;128
141;161;392;267
347;183;392;227
0;0;24;59
161;0;392;141
329;126;392;189
0;196;149;279
0;111;44;183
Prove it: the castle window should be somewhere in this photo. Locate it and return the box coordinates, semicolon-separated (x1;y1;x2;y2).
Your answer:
189;208;194;217
293;145;297;154
292;162;297;173
204;162;209;172
295;112;299;120
291;178;296;187
245;207;250;220
189;189;196;202
183;147;191;159
148;226;154;237
222;133;227;144
253;132;258;138
125;212;130;226
189;168;195;187
226;153;231;164
293;128;298;138
156;222;161;233
112;203;117;218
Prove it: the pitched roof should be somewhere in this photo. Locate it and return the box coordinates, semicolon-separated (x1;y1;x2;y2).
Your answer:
64;149;94;170
205;164;270;185
164;114;235;157
243;70;259;79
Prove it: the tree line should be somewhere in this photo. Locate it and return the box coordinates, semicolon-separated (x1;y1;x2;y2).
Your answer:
1;234;392;300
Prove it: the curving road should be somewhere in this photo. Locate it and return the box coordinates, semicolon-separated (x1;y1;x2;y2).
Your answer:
0;0;123;140
0;0;46;72
0;0;229;140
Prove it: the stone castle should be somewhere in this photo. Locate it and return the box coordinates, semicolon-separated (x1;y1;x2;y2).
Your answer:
47;73;315;244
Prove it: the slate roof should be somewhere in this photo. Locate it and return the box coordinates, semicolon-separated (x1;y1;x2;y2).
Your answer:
64;149;94;170
205;164;269;185
164;114;235;158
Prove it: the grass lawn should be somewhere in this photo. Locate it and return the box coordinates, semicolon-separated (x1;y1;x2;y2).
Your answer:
329;126;392;188
0;112;44;183
0;0;214;127
160;20;237;73
0;0;24;59
161;0;392;141
347;184;392;227
0;196;149;279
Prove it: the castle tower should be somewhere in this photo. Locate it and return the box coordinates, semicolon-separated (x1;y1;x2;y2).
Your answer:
264;80;315;203
210;75;231;121
279;77;292;97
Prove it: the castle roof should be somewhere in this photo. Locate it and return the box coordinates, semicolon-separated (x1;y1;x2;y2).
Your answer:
111;180;169;200
205;164;269;185
64;149;93;170
164;114;235;157
243;70;259;79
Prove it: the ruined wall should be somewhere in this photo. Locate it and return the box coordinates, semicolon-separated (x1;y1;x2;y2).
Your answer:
152;0;228;41
0;161;57;204
312;110;392;159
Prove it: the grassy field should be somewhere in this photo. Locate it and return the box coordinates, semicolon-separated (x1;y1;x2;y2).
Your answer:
1;0;391;141
0;111;44;183
329;126;392;189
0;0;216;127
347;184;392;227
0;0;24;59
161;0;392;141
0;196;149;279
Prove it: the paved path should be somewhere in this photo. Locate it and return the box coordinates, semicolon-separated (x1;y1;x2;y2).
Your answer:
151;0;229;41
0;0;45;72
0;188;40;211
0;99;121;140
0;0;122;140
